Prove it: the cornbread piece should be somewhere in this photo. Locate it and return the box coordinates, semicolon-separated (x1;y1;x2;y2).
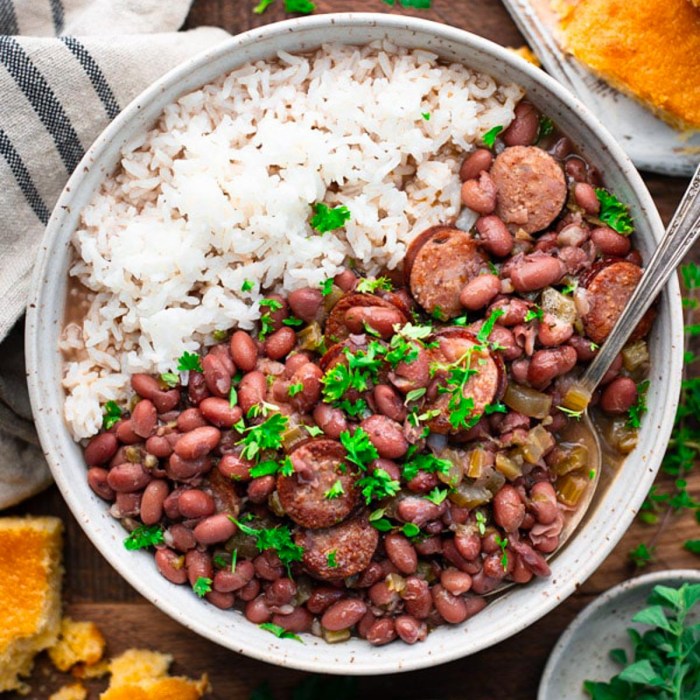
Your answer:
49;617;106;671
100;649;209;700
509;45;541;67
0;517;63;693
49;683;88;700
552;0;700;128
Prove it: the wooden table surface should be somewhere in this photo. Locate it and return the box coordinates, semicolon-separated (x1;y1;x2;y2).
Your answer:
8;1;698;699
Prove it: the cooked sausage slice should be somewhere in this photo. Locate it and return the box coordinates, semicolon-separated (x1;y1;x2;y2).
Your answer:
407;226;487;319
325;293;407;345
277;439;359;529
581;260;653;344
207;467;242;517
295;512;379;581
424;329;505;434
490;146;567;234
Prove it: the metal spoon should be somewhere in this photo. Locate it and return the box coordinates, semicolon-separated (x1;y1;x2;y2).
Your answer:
558;163;700;545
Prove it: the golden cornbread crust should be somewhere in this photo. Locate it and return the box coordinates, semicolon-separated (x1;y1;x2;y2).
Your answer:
49;617;106;672
49;682;88;700
552;0;700;129
0;516;63;694
100;649;209;700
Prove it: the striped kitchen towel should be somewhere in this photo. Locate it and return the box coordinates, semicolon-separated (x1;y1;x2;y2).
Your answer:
0;0;229;508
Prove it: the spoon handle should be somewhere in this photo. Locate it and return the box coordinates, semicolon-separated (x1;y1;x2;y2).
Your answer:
565;164;700;406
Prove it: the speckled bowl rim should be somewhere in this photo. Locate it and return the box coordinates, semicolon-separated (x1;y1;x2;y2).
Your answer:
25;13;684;675
538;569;700;699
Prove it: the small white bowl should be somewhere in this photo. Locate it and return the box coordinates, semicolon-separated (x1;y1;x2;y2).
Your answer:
539;569;700;699
25;13;684;675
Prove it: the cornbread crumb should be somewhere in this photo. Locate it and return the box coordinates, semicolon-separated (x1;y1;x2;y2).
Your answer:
72;658;110;680
49;682;88;700
551;0;700;129
509;46;541;67
49;618;106;672
100;649;209;700
0;517;63;694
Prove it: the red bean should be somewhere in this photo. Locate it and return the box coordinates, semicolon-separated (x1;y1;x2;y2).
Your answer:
199;397;242;429
84;432;118;465
254;551;283;581
229;331;258;372
238;579;261;602
357;562;384;588
369;581;400;608
407;470;439;494
272;607;313;634
360;415;408;459
167;453;212;480
178;489;215;519
443;538;480;574
470;571;500;595
284;353;311;378
366;618;397;646
591;226;631;256
87;467;115;501
247;476;276;504
527;346;577;388
131;399;157;438
538;313;574;347
493;485;525;532
371;458;401;482
502;102;540;147
288;287;323;323
289;362;323;412
460;274;501;311
218;453;252;482
107;463;151;492
321;599;368;631
334;270;358;292
115;419;140;445
264;327;297;360
557;223;589;248
476;215;514;257
440;569;473;595
174;426;221;460
600;376;638;415
245;596;272;624
185;550;213;587
483;551;510;580
463;595;488;619
431;584;468;624
344;306;404;339
402;576;433;619
573;182;600;215
460;148;493;181
155;548;187;584
373;384;407;422
206;590;235;609
238;371;267;414
145;435;173;459
395;615;427;644
213;560;255;592
152;389;180;414
114;492;141;517
177;408;208;433
550;137;573;159
397;496;443;526
530;481;559;525
193;513;237;545
313;403;347;439
141;479;169;525
210;344;236;376
168;523;196;552
511;554;534;584
385;533;418;574
307;587;345;614
509;254;565;292
187;372;209;406
265;578;297;606
461;171;497;214
131;374;160;399
202;353;231;398
565;156;588;182
454;529;481;560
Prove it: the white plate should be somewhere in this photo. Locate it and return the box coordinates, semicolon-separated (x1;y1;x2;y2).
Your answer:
502;0;700;176
538;569;700;699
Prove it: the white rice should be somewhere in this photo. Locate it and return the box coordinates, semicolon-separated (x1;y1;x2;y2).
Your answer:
62;40;523;440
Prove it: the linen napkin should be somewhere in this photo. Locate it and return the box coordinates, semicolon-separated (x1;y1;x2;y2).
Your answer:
0;0;229;508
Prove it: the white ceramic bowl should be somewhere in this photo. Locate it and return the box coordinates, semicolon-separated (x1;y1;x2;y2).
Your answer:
25;13;684;675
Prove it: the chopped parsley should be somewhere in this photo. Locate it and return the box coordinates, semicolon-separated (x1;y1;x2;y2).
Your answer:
595;188;634;235
357;468;401;504
288;382;304;397
212;329;228;342
402;522;421;538
537;115;554;142
249;460;282;478
324;480;345;500
453;315;469;327
425;487;449;506
102;400;122;430
477;308;505;344
177;351;203;373
310;203;351;234
321;342;385;404
259;622;303;642
339;428;379;469
421;112;431;121
494;534;509;571
283;316;304;327
561;281;577;296
327;550;338;568
356;276;393;293
160;372;179;388
475;511;487;535
124;524;164;551
235;413;289;462
234;520;303;575
253;0;275;12
524;306;544;322
627;379;650;429
193;576;212;598
482;125;503;148
320;278;334;296
402;453;451;482
305;425;325;437
241;279;255;292
284;0;315;12
405;387;427;404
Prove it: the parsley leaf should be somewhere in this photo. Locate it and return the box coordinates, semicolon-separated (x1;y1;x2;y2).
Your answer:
339;428;378;469
327;550;338;568
241;279;255;292
494;534;509;571
324;480;345;500
284;0;315;12
627;379;650;429
160;372;179;388
425;487;449;506
237;413;289;462
683;539;700;554
405;387;427;404
259;622;303;642
234;520;303;574
249;460;281;478
124;524;164;551
356;276;393;293
477;308;505;344
537;115;554;142
357;468;400;504
304;425;324;437
102;400;122;430
320;278;334;296
475;511;487;535
288;382;304;397
421;112;431;121
402;453;451;482
193;576;212;598
253;0;275;13
402;522;421;538
482;125;503;148
524;306;544;322
310;203;351;234
629;543;654;568
595;188;634;235
177;351;203;373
